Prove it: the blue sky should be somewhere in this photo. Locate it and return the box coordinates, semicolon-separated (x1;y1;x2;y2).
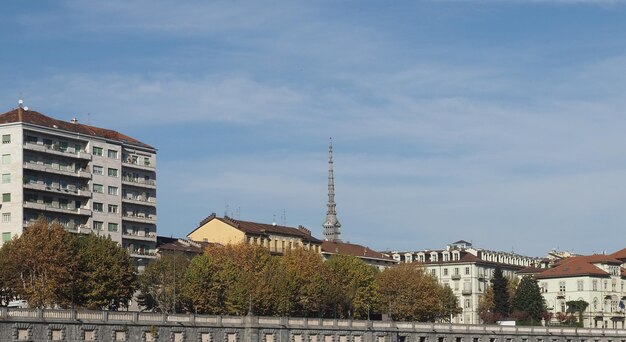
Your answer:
2;1;626;256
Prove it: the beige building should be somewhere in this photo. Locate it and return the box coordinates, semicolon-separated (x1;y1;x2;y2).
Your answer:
187;213;322;254
533;252;626;329
389;240;542;324
0;104;157;269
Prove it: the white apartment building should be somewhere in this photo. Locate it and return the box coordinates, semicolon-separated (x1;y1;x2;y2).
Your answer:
0;104;157;269
534;252;626;329
388;240;543;324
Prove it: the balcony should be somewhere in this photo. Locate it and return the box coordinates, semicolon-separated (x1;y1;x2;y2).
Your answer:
122;213;157;224
122;176;156;189
557;291;566;299
122;159;155;172
23;201;92;216
128;249;157;259
23;162;91;179
451;274;461;280
121;196;156;207
122;231;157;242
23;142;91;160
23;181;91;197
462;289;472;295
477;273;486;281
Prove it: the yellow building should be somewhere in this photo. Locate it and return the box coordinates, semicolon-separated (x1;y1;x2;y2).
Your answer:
187;213;322;254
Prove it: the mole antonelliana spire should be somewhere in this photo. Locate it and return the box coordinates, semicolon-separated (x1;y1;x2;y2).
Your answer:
323;138;341;242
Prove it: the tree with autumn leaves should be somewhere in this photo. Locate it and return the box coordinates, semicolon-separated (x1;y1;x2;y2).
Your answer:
0;218;136;309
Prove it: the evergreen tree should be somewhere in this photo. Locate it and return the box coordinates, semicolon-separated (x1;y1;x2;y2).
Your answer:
492;265;510;319
511;275;545;324
439;285;461;322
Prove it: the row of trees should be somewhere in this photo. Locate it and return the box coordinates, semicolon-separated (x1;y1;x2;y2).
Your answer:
137;244;461;321
477;266;547;325
0;218;136;309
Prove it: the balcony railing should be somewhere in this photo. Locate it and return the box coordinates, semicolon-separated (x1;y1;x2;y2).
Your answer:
451;274;461;280
121;195;157;206
23;181;91;197
122;231;157;241
122;213;157;224
23;142;91;160
462;289;472;295
122;176;156;188
23;162;91;179
128;249;157;259
23;201;92;216
122;159;155;171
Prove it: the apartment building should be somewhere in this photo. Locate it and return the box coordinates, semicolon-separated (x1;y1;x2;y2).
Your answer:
187;213;323;254
0;105;157;269
534;252;626;329
388;240;543;324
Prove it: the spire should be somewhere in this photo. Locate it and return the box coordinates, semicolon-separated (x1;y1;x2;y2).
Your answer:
323;137;341;241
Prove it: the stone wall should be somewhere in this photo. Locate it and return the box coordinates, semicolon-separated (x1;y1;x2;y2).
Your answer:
1;308;625;342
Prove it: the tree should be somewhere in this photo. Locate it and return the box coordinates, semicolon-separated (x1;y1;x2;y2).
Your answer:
325;254;378;319
492;266;510;319
180;253;223;314
507;275;519;305
137;253;190;313
477;284;497;324
376;263;444;322
0;218;77;308
277;248;328;317
511;276;545;324
74;234;136;310
439;285;461;322
204;243;275;316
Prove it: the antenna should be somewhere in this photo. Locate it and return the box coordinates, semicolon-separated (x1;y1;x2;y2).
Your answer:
18;93;23;108
272;214;277;226
235;207;240;219
224;203;229;217
281;209;286;226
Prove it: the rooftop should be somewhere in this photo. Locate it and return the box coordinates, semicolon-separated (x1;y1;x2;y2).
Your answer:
0;107;154;149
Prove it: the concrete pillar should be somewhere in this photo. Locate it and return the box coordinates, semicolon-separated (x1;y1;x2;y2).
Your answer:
244;314;259;342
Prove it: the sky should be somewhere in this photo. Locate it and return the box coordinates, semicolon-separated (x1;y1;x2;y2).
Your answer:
1;1;626;257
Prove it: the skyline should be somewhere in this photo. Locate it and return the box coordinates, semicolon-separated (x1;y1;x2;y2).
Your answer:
2;1;626;256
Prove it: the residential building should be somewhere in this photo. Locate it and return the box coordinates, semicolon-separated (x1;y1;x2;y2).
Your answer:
187;213;322;254
388;240;542;324
321;240;397;271
0;104;157;269
534;253;626;329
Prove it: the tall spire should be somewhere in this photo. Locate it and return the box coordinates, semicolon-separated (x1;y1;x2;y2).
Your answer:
323;138;341;241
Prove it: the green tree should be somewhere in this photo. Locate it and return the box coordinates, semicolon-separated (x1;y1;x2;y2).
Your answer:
325;254;378;319
376;263;443;321
74;234;136;310
511;276;545;324
137;253;189;313
439;285;461;322
492;266;510;319
205;243;274;316
277;248;328;317
0;218;77;308
180;253;223;314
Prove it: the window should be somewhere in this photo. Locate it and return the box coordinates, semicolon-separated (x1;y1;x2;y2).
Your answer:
93;221;103;230
559;281;566;292
577;280;584;291
93;202;103;212
92;147;103;156
2;213;11;223
108;150;118;159
431;269;436;276
465;267;470;275
108;204;118;213
2;193;10;202
1;173;10;183
108;223;118;232
108;186;118;195
93;165;103;175
593;280;598;291
2;134;10;144
454;268;459;275
1;154;10;164
2;232;11;242
59;199;68;209
144;157;150;166
93;184;103;193
443;268;448;276
108;168;118;177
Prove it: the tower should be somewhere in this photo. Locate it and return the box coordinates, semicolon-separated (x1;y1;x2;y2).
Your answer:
323;138;341;241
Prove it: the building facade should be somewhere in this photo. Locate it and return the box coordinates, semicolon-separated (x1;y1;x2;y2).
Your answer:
0;105;157;268
187;213;322;254
534;253;626;329
388;240;542;325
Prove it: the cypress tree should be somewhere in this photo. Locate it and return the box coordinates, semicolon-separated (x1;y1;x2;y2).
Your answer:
511;275;545;323
492;265;510;318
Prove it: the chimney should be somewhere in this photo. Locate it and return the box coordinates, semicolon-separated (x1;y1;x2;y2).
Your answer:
70;118;78;124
